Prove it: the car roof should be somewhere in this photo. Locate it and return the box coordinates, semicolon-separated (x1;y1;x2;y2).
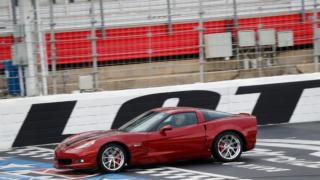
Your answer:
152;107;201;114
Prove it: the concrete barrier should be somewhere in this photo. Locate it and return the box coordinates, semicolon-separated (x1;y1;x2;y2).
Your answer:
1;73;320;149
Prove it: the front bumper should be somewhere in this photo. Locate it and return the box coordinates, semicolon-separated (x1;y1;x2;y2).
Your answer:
54;147;97;169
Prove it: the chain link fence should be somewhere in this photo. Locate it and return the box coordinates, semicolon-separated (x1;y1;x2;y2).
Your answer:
0;0;319;98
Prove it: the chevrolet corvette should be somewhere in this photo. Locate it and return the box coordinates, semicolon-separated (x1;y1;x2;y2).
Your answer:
54;107;257;172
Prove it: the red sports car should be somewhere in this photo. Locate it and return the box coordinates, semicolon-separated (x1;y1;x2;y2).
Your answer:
54;107;257;172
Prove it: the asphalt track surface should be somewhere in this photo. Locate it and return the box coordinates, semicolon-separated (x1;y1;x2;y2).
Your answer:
1;121;320;180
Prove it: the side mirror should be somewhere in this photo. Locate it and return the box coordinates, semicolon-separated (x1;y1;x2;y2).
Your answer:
160;125;173;135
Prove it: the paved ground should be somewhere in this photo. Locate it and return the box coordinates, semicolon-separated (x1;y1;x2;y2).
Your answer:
1;121;320;180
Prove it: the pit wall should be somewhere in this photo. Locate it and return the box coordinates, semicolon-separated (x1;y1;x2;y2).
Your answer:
1;73;320;150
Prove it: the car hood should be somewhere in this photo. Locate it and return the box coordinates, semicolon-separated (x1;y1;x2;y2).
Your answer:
60;129;124;148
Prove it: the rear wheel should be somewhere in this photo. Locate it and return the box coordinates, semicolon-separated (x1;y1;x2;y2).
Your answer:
212;132;243;162
98;144;127;173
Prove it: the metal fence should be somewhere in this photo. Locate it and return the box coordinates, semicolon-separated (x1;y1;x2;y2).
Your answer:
0;0;319;98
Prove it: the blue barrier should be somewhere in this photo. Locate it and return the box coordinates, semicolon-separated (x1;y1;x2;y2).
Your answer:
3;60;20;95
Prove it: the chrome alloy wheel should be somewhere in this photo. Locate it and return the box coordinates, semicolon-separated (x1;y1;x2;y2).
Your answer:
217;134;241;160
101;146;125;171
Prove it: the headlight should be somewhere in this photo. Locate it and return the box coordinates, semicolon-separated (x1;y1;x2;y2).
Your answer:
74;140;95;150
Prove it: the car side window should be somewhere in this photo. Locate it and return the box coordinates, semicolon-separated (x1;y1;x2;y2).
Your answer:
201;110;233;122
158;112;198;130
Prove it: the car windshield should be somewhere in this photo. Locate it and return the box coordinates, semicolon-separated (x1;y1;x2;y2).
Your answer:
118;111;169;132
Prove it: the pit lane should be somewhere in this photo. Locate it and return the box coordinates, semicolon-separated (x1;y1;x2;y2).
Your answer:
1;121;320;180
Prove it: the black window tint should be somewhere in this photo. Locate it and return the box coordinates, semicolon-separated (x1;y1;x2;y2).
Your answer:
201;110;233;122
158;112;198;130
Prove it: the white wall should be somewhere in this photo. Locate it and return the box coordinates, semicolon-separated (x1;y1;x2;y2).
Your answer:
1;73;320;150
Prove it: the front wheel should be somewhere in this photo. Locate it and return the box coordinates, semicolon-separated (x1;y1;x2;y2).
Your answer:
212;132;243;162
98;144;128;173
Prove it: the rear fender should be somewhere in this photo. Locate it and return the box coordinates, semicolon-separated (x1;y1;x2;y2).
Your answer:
205;122;247;150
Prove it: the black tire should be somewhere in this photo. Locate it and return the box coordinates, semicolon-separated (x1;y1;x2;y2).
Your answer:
212;132;243;162
98;143;128;173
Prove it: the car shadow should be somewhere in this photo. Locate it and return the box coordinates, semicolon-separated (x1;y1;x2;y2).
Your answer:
57;157;254;176
127;157;254;171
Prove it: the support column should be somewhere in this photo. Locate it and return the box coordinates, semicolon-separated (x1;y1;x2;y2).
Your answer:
313;0;319;72
90;0;99;89
233;0;240;62
18;0;39;96
167;0;172;34
49;0;57;94
33;0;48;95
99;0;106;38
198;0;205;83
301;0;306;23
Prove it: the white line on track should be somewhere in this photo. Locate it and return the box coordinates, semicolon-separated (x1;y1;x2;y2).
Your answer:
168;167;241;179
136;166;249;180
257;141;320;157
259;139;320;146
257;142;320;151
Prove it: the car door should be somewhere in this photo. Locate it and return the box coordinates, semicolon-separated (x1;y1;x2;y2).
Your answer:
145;112;209;163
